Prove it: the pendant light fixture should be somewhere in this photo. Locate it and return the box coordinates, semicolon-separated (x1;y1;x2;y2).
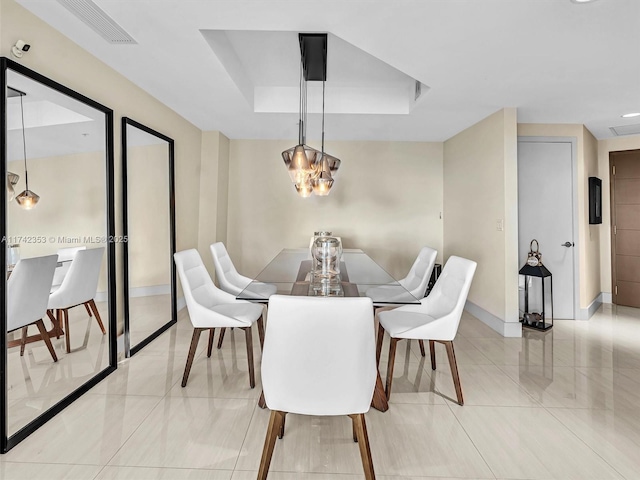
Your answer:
282;33;340;197
13;89;40;209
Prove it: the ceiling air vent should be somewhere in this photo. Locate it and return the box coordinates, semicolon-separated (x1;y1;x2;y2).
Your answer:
56;0;137;44
610;124;640;136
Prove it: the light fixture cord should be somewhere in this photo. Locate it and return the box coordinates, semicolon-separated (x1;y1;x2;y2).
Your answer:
298;57;304;145
321;78;325;154
19;93;29;190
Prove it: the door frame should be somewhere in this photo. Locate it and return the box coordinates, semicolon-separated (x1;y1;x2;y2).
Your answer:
517;136;580;320
609;149;640;305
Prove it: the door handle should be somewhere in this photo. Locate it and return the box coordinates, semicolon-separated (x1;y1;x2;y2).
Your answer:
561;241;574;247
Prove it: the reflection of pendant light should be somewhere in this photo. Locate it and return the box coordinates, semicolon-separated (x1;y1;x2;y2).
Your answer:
7;171;20;201
14;91;40;209
282;34;340;197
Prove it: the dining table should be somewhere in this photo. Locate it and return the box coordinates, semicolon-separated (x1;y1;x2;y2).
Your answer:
238;248;422;412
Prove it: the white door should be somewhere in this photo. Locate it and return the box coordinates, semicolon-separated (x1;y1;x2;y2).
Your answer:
518;140;575;319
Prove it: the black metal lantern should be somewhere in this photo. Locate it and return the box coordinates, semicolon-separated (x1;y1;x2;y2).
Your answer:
519;240;553;331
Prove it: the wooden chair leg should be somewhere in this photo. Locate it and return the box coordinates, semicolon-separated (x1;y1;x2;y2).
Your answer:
64;309;71;353
244;326;255;388
217;327;226;349
55;309;63;339
257;410;285;480
385;338;398;400
429;340;436;370
352;416;358;443
35;319;58;362
418;339;426;357
84;302;93;317
88;299;106;334
350;414;376;480
279;412;287;439
257;315;265;350
376;324;385;367
20;327;28;356
207;328;215;357
444;341;463;405
182;328;203;387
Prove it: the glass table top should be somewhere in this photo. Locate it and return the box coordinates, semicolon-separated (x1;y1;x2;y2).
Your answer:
237;248;421;305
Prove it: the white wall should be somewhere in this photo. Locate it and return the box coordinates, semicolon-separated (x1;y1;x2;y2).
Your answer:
444;108;520;337
226;139;444;280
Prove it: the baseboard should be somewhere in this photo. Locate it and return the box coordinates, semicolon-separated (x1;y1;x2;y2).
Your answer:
465;300;522;337
129;284;171;297
576;292;605;320
602;292;612;304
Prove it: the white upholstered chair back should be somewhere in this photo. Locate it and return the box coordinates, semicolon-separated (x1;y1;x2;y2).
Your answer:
48;247;104;310
51;246;86;289
261;295;377;416
210;242;251;295
7;255;58;332
398;246;437;299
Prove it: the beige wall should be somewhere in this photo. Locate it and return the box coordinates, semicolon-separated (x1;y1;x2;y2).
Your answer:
517;124;602;311
196;131;231;278
1;0;203;325
444;108;520;336
226;140;443;280
126;144;171;288
7;153;109;291
597;134;640;295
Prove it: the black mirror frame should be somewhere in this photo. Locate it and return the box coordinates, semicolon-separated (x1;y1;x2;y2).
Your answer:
0;57;117;453
121;117;176;357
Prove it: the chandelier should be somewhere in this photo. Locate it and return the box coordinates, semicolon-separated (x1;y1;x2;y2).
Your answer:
282;34;340;197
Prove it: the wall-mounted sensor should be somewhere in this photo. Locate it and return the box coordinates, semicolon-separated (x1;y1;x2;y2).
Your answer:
11;40;31;58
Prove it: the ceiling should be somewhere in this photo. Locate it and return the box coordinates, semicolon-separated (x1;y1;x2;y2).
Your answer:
15;0;640;142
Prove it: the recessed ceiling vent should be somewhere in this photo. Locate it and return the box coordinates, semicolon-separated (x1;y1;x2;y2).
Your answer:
414;80;422;101
56;0;137;44
610;124;640;136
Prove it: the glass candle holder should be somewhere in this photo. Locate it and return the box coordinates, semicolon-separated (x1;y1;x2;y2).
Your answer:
312;236;342;278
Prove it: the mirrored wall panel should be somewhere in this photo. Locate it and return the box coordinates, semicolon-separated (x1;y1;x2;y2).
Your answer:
1;58;116;452
122;118;176;356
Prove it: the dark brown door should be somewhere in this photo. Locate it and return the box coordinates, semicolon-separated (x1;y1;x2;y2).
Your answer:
611;150;640;307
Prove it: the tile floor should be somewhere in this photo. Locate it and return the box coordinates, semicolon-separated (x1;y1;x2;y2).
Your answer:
2;303;640;479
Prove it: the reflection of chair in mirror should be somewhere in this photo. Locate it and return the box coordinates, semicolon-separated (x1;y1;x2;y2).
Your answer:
48;247;106;354
8;255;59;362
51;246;86;290
210;242;276;348
377;256;476;405
174;249;264;388
258;295;377;480
51;246;91;316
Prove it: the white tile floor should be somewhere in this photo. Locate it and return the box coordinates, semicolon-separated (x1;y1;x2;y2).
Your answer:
2;303;640;479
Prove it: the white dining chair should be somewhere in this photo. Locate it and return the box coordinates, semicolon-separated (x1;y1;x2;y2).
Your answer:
258;295;377;480
210;242;275;348
48;247;106;353
376;255;476;405
367;246;437;303
51;246;86;290
174;249;265;388
8;255;59;362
